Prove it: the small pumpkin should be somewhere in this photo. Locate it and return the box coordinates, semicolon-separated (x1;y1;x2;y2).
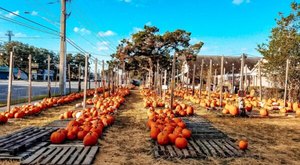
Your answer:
0;114;8;124
50;131;66;144
157;132;169;145
175;137;188;149
239;140;248;150
181;128;192;139
83;132;99;146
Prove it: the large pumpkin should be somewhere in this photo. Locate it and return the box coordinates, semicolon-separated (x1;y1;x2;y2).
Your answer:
83;132;99;146
157;132;169;145
175;137;188;149
50;131;66;144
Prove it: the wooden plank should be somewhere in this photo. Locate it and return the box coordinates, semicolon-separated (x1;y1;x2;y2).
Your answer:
21;147;49;165
195;139;211;156
181;148;190;158
66;147;84;165
153;144;160;158
73;147;90;165
166;145;177;158
173;145;184;158
50;147;70;165
186;143;197;158
57;147;76;165
0;128;40;148
40;147;62;164
82;146;99;165
189;140;204;156
222;139;242;156
207;140;226;157
201;140;218;157
213;139;235;157
0;127;34;143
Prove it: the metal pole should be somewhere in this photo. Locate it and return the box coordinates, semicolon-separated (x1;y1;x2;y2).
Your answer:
220;56;224;107
199;59;204;97
48;55;51;97
231;64;234;94
170;53;176;110
7;51;13;112
83;54;88;109
192;64;196;95
245;64;248;92
94;58;98;94
28;54;32;103
283;59;289;107
59;0;66;96
102;60;105;97
68;64;71;94
240;54;245;91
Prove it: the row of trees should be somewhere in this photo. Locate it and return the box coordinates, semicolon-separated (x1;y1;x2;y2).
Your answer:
0;41;87;79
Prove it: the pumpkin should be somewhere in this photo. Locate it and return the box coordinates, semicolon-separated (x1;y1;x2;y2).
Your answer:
90;126;103;137
186;106;194;115
150;126;160;140
67;131;77;140
222;109;229;114
177;122;186;128
0;114;8;124
239;140;248;150
77;130;88;140
175;137;188;149
50;131;66;144
168;133;178;144
14;111;25;118
181;128;192;139
229;105;239;116
260;109;269;117
157;132;169;145
83;132;99;146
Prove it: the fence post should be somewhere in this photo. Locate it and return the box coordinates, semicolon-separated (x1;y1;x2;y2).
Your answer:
48;54;51;97
28;54;32;103
83;54;88;109
7;51;13;112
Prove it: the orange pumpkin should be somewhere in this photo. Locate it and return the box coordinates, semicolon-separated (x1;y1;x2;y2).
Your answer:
67;131;77;140
175;137;188;149
186;106;194;115
83;132;99;146
168;133;178;144
229;105;239;116
181;128;192;139
0;114;8;124
150;126;160;140
50;131;66;144
260;109;269;117
157;132;169;145
239;140;248;150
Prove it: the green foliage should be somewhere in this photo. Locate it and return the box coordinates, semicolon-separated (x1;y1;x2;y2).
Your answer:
257;2;300;101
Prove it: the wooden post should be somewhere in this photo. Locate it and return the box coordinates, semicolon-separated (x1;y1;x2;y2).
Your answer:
245;64;248;92
28;54;32;103
170;53;176;110
83;54;88;109
231;64;235;94
68;64;71;94
240;54;245;91
176;69;179;86
102;60;105;97
7;51;13;112
78;63;81;92
213;69;217;92
186;65;189;93
48;55;51;97
220;56;224;107
108;69;111;96
88;62;91;90
283;59;289;106
157;61;159;94
208;59;212;99
94;58;98;94
199;59;204;97
163;70;167;100
258;61;262;101
98;69;101;88
192;64;196;95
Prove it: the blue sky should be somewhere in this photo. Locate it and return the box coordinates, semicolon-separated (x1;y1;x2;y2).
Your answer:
0;0;296;61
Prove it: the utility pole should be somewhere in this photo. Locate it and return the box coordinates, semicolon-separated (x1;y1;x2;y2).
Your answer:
170;53;176;110
28;54;32;103
78;63;81;92
283;59;289;107
48;55;51;97
59;0;66;96
68;64;71;94
192;64;196;95
199;59;204;97
5;30;14;42
7;49;14;112
94;58;98;94
220;56;224;108
83;54;88;109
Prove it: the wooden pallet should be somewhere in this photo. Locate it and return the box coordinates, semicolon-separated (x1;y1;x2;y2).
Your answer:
153;138;242;159
0;127;57;156
21;145;99;165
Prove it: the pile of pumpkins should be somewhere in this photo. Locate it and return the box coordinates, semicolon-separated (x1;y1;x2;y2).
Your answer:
51;88;130;146
0;88;104;125
147;107;192;149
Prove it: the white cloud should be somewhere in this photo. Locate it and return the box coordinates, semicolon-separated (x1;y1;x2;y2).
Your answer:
120;0;132;3
133;27;143;33
73;27;91;35
232;0;250;5
14;32;27;37
31;11;38;16
145;21;152;26
5;10;19;18
98;30;116;37
97;41;109;51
